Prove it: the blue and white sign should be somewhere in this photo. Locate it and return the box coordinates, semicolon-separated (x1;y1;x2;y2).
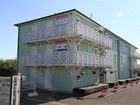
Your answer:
55;41;68;51
56;15;68;25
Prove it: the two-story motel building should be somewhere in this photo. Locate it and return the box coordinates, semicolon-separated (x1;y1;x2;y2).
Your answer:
15;9;140;93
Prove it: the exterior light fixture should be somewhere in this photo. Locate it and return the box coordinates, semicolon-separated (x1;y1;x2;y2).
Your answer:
92;71;96;74
100;73;104;76
76;17;80;22
110;71;114;74
81;71;85;75
76;75;81;80
103;71;107;74
99;26;104;31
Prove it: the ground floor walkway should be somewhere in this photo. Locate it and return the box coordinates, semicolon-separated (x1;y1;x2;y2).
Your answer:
21;81;140;105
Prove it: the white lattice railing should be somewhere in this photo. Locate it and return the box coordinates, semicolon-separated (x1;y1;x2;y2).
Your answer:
24;23;112;48
76;51;111;67
24;51;111;67
131;51;140;59
76;23;112;48
24;54;52;66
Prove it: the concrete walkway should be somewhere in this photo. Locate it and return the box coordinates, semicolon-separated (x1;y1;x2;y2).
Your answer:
21;82;140;105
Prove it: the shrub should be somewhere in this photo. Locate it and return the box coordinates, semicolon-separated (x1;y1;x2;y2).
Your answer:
0;59;16;77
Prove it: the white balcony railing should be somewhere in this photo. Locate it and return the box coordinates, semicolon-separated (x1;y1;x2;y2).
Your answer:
24;23;112;48
131;51;140;59
23;51;111;68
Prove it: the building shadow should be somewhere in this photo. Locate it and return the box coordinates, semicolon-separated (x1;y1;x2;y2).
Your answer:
21;90;73;105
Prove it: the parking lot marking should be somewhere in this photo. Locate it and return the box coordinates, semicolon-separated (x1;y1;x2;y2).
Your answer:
49;102;66;105
25;98;45;103
117;88;123;92
106;93;114;97
105;88;125;97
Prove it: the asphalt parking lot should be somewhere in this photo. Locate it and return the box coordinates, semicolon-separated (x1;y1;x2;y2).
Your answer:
21;82;140;105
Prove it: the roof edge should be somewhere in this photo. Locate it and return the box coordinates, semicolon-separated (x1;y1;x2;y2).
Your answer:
14;9;138;49
14;9;76;26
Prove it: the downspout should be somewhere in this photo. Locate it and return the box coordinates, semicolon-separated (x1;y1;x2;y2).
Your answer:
129;46;132;78
117;40;121;79
16;26;20;74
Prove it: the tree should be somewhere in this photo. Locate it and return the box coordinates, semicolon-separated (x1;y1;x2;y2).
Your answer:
0;59;16;77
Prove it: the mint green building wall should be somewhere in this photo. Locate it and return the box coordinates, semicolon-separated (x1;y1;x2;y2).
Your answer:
130;46;138;78
18;25;29;76
17;12;75;92
17;10;137;93
74;11;131;80
73;13;98;30
104;32;131;81
72;13;101;87
73;68;98;88
106;32;118;82
119;41;130;79
36;68;45;89
18;11;101;92
52;67;73;93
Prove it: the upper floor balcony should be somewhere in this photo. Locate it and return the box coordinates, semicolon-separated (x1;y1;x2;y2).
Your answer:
130;51;140;59
23;51;111;68
24;23;112;49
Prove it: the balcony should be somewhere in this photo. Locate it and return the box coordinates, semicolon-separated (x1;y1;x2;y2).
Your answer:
23;51;111;68
131;51;140;59
24;23;112;48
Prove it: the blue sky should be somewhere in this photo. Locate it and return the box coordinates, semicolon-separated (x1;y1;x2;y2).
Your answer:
0;0;140;59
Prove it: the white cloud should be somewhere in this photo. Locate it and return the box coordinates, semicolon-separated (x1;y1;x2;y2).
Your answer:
117;11;123;17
